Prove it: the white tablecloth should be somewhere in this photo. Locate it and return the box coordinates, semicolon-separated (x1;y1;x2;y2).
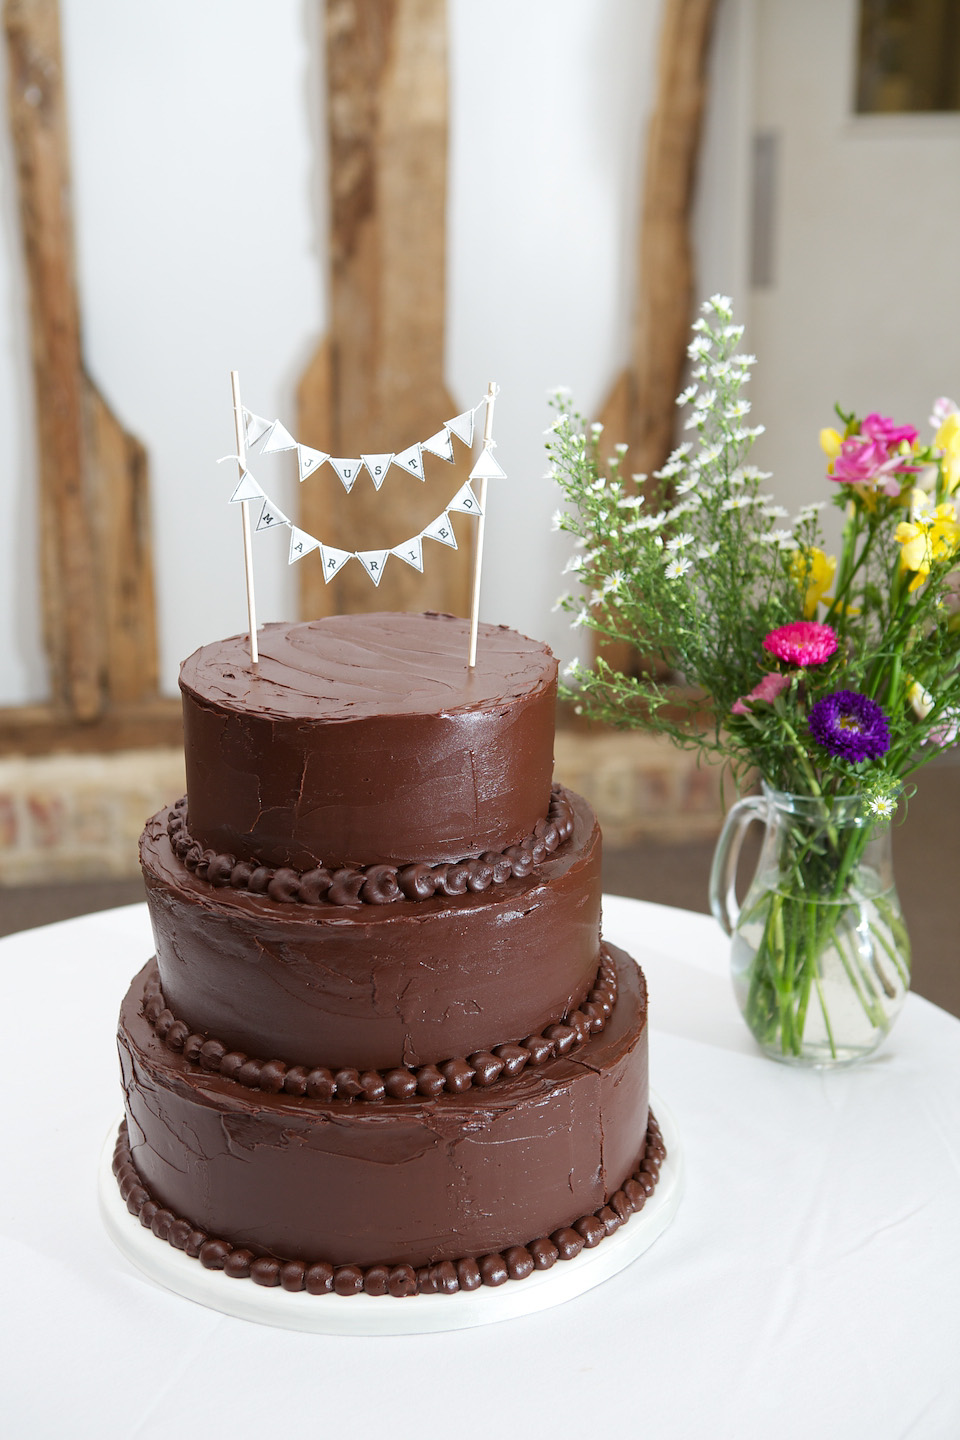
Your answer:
2;896;958;1439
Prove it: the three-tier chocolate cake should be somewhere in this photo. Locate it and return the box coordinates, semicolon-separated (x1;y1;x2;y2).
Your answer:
112;611;664;1299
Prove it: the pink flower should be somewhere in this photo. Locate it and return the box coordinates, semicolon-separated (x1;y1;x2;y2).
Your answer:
861;413;919;448
763;621;838;667
731;671;791;715
829;437;918;496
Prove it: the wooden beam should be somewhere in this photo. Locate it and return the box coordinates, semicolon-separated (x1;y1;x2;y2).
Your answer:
298;0;471;621
3;0;160;726
598;0;718;477
0;696;181;756
596;0;717;676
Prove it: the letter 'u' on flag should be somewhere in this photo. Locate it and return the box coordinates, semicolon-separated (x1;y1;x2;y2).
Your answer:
390;535;424;572
298;445;330;482
320;544;352;581
361;454;394;490
260;421;298;454
288;527;320;564
447;481;482;516
422;512;458;549
357;549;389;585
329;458;361;492
393;443;425;480
255;499;289;531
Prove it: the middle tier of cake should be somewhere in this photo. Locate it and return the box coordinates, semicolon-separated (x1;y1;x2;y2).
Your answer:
141;787;604;1072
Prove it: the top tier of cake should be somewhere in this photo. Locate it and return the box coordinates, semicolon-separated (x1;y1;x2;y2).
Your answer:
179;611;558;871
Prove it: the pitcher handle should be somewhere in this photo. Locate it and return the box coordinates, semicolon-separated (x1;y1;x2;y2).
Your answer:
709;795;766;937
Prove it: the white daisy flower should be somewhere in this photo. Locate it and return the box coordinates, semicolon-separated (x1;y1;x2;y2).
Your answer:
868;793;896;820
696;542;720;559
676;384;699;406
665;532;695;552
693;388;717;411
664;556;692;579
590;422;604;435
688;335;712;359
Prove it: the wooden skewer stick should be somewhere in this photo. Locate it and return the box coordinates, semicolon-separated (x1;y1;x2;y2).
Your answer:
468;380;497;669
230;370;259;666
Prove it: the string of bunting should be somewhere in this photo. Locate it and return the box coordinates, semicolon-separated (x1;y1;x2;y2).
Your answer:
224;392;506;588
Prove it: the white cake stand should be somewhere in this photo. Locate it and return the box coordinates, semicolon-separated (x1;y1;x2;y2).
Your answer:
99;1094;683;1336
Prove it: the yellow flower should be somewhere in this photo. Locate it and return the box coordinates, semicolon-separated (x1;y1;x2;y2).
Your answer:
819;427;843;460
894;502;960;590
790;547;836;618
935;412;960;495
906;679;934;720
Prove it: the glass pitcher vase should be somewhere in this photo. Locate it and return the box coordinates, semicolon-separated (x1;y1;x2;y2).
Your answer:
709;785;911;1066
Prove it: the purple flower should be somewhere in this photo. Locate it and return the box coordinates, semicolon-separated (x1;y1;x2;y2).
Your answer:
808;690;891;763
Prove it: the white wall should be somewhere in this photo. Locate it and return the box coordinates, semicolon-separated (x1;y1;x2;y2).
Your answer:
0;0;660;702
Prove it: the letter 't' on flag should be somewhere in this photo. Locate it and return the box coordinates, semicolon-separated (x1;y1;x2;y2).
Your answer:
422;512;458;549
260;420;298;454
229;469;264;504
329;458;361;492
361;454;395;490
357;549;389;585
244;411;273;448
288;527;320;564
445;410;475;447
470;447;507;482
255;499;289;532
394;443;425;480
447;481;483;516
422;427;455;463
390;535;424;572
320;544;352;581
298;445;330;482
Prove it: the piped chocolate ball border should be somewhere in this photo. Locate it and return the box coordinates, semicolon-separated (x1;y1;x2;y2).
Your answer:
112;1113;665;1298
164;787;575;907
140;947;619;1100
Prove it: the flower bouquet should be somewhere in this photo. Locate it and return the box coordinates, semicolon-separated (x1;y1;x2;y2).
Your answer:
550;295;960;1064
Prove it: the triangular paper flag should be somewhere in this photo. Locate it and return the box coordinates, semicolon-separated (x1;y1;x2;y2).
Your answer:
422;427;455;463
298;445;330;482
229;470;265;504
319;544;352;581
394;443;425;480
445;410;475;447
255;498;289;531
422;512;458;549
244;411;273;447
361;454;395;490
446;481;483;517
356;549;389;586
329;457;361;492
469;447;507;482
288;527;320;564
260;421;298;454
390;535;424;572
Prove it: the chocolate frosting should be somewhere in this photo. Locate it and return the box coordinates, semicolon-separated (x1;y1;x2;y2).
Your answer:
179;613;558;869
141;789;604;1071
118;946;649;1271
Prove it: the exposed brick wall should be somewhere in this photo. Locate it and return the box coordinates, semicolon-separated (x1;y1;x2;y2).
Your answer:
0;734;726;886
0;750;185;885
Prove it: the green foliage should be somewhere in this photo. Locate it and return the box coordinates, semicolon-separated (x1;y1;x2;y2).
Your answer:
549;296;960;805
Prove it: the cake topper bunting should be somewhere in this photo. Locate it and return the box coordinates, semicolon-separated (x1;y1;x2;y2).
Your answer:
223;378;504;663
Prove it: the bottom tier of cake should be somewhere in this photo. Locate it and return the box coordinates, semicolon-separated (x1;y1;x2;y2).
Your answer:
116;946;656;1291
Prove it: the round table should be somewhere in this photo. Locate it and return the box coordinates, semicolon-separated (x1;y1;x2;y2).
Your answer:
2;897;958;1439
